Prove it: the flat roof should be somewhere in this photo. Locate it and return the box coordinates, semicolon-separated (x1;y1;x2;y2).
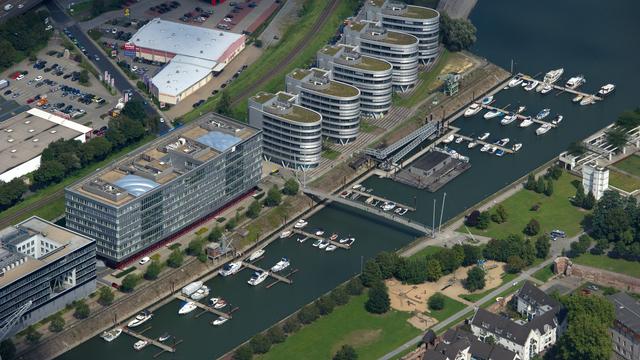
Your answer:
69;114;259;207
289;68;360;98
382;2;439;19
152;55;215;97
131;18;244;63
609;293;640;334
255;91;322;124
320;45;393;72
351;22;418;46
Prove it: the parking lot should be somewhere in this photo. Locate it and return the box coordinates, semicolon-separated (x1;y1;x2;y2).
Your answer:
0;37;119;131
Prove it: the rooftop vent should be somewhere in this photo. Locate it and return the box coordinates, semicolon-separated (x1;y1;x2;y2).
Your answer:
50;130;57;134
7;139;14;143
28;129;35;133
24;120;31;124
6;129;13;133
10;149;16;153
33;138;39;142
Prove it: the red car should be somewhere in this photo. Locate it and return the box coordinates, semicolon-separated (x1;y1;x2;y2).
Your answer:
11;71;21;80
26;98;35;104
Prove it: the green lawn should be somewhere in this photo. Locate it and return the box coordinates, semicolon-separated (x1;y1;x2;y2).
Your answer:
612;155;640;177
394;50;450;108
260;294;420;360
461;174;587;239
608;170;640;192
408;245;442;260
573;254;640;278
322;148;341;160
460;272;518;303
533;264;555;283
426;295;466;322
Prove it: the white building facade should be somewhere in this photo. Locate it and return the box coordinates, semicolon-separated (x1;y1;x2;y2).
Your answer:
582;163;609;199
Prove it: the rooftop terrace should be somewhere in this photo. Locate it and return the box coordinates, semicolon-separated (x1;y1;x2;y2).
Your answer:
256;91;322;124
382;1;439;19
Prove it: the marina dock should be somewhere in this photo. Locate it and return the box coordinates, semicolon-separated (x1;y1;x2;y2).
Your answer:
519;73;603;101
241;261;293;284
121;326;177;354
349;189;416;211
174;294;233;319
453;133;514;154
292;229;351;249
481;104;557;128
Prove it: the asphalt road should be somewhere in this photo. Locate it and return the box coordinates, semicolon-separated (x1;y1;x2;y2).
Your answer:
0;0;42;23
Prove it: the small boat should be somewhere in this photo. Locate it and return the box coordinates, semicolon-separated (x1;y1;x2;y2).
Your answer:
524;80;538;91
467;141;478;149
489;146;497;154
293;219;308;229
247;271;268;286
580;95;596;106
329;233;338;241
314;229;325;236
339;191;350;198
219;261;242;276
572;94;583;103
500;114;517;125
133;340;148;351
598;84;615;96
484;110;503;119
208;297;220;306
480;144;491;152
339;237;349;244
190;285;210;301
381;201;396;211
158;333;171;342
101;328;122;342
178;302;197;315
312;239;322;247
455;136;464;144
477;132;490;141
512;143;523;152
517;105;526;113
270;257;290;272
296;237;308;243
508;76;523;87
519;117;534;128
394;207;403;214
552;115;563;125
565;75;586;89
345;238;355;247
535;108;551;120
279;230;293;238
398;208;408;215
213;316;229;326
352;184;362;190
540;84;553;94
496;138;510;146
495;149;505;157
318;240;329;249
544;68;564;84
464;103;482;117
248;249;265;262
209;298;227;309
536;123;553;135
442;134;455;143
127;311;152;328
480;95;494;105
325;244;337;252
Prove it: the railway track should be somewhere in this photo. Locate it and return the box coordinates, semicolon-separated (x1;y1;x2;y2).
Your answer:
0;189;64;228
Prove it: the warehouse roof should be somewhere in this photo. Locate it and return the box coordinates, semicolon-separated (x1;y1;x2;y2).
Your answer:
151;55;216;97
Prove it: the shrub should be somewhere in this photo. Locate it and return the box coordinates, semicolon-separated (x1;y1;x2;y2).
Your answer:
297;304;320;324
266;326;286;344
523;219;540;236
48;314;65;332
208;226;223;242
232;345;253;360
264;185;282;207
144;260;162;280
73;300;90;319
25;326;42;344
120;274;140;292
114;266;136;278
97;286;114;306
361;260;382;287
365;283;390;314
0;339;16;360
246;200;262;219
168;243;181;250
346;277;364;295
330;286;350;306
282;316;301;333
476;211;490;229
428;293;446;311
333;344;358;360
167;249;184;268
249;333;271;354
315;295;335;315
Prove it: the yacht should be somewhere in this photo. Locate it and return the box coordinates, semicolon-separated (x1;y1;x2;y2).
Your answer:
524;80;538;91
398;208;408;215
536;123;553;135
484;110;503;119
190;285;210;301
508;76;523;87
312;239;322;247
496;138;510;146
552;115;563;125
296;236;308;243
381;201;396;211
329;233;338;241
270;257;290;272
314;229;325;236
580;95;596;106
598;84;615;96
127;310;153;328
214;299;227;309
540;84;553;94
543;68;564;84
100;328;122;342
279;230;293;238
394;207;403;214
480;144;491;152
477;132;490;141
512;143;523;152
345;238;356;247
519;117;534;128
158;333;171;342
248;249;265;262
133;340;148;351
500;114;517;125
455;136;464;144
213;316;229;326
293;219;308;229
467;141;478;149
178;301;198;315
572;94;583;103
219;262;242;276
464;103;482;117
325;244;337;252
535;108;551;120
480;95;494;105
535;82;546;92
442;134;455;143
247;271;269;286
495;149;505;157
318;240;330;249
517;105;526;113
565;75;586;89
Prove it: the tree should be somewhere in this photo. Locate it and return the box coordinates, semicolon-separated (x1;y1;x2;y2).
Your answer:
464;266;485;291
282;316;301;333
120;274;139;292
476;211;490;230
523;219;540;236
606;127;629;151
544;179;554;196
583;191;596;210
428;292;446;311
232;345;253;360
535;176;546;194
216;90;232;116
376;251;399;279
524;173;536;190
616;108;640;130
83;137;112;162
546;165;563;180
462;244;482;266
440;14;477;51
33;160;66;186
25;325;42;344
264;185;282;207
266;326;286;344
246;200;261;219
187;239;204;256
436;248;462;274
574;183;585;207
78;69;90;85
492;204;508;223
121;101;146;122
315;295;335;315
425;258;443;282
167;249;184;268
506;255;527;273
249;333;271;354
556;313;612;360
333;344;358;360
208;226;223;242
590;191;629;241
74;300;90;319
330;286;350;306
365;283;390;314
361;260;383;287
346;277;364;295
535;235;551;259
570;235;592;257
49;314;65;332
283;178;299;196
144;260;162;280
0;339;16;360
97;286;114;306
567;141;587;155
465;210;480;227
297;304;320;324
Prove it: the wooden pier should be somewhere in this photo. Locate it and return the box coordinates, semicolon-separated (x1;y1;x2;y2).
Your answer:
454;133;514;154
292;229;351;249
266;269;299;288
481;104;557;128
519;73;603;101
121;326;176;353
350;189;415;211
174;294;233;319
241;261;293;284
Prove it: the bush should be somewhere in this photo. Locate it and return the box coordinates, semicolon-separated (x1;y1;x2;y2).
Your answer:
506;255;527;274
225;217;238;231
97;286;114;306
73;300;90;319
428;292;446;311
208;226;223;242
144;260;162;280
365;283;390;314
464;266;485;292
0;339;16;360
233;345;253;360
249;333;271;354
49;314;65;332
315;295;335;315
297;304;320;324
167;249;184;268
264;185;282;207
282;316;301;334
246;200;261;219
187;239;204;257
491;205;508;224
266;326;286;344
333;344;358;360
523;219;541;236
168;243;181;250
283;178;299;195
330;286;350;306
25;325;42;344
465;210;480;227
120;274;140;292
346;277;364;295
476;211;490;230
361;260;382;287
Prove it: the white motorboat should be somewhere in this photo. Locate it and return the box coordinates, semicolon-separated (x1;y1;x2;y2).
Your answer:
270;257;290;272
182;281;204;297
247;271;268;286
508;76;523;87
158;333;171;342
477;132;490;141
213;316;229;326
345;238;355;247
312;239;322;247
318;240;329;249
280;230;293;238
467;141;478;149
480;144;491;152
580;95;596;106
442;134;455;143
209;297;227;309
133;340;148;351
535;108;551;120
248;249;265;262
352;184;362;190
464;103;482;117
496;138;510;146
598;84;615;96
572;94;583;103
517;105;526;113
512;143;523;152
484;110;503;119
524;80;538;91
540;84;553;94
381;201;396;211
565;75;586;89
394;207;403;214
489;146;497;154
552;115;563;125
325;244;337;252
293;219;308;229
101;328;122;342
127;311;152;328
519;117;534;128
190;285;210;301
398;208;408;215
454;136;464;144
219;261;242;276
536;123;553;135
480;95;494;105
544;68;564;84
178;302;197;315
500;114;517;125
314;229;325;236
297;236;308;243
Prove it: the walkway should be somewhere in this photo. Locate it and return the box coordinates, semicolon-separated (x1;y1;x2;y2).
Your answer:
292;229;350;249
241;262;293;284
121;327;175;353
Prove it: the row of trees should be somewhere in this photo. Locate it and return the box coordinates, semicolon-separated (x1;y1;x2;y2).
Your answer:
483;233;550;273
0;10;51;72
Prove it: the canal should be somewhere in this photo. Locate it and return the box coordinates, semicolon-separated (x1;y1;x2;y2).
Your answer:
56;0;640;359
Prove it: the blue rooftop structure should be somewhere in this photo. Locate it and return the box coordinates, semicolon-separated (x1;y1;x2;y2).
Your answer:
197;131;242;152
114;175;160;197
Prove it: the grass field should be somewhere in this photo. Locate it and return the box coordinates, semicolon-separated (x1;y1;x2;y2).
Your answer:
533;264;555;283
608;169;640;192
427;294;466;322
573;253;640;278
260;294;420;360
408;245;442;260
613;155;640;176
461;174;587;239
